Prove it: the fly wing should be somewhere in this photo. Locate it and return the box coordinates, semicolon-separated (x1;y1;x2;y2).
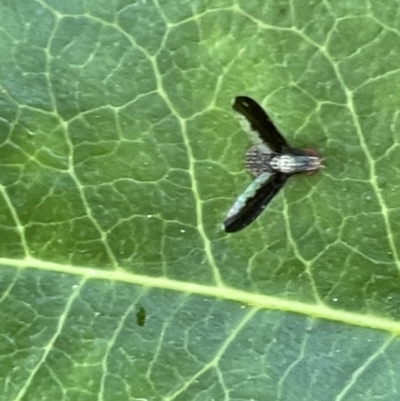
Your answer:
223;172;288;233
233;96;289;153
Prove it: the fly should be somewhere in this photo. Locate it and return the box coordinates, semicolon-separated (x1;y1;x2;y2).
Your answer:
223;96;322;233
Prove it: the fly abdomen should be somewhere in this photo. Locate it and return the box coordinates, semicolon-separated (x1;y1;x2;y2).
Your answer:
245;145;275;176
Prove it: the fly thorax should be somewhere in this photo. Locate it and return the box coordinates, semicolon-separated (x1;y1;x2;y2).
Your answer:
270;154;320;174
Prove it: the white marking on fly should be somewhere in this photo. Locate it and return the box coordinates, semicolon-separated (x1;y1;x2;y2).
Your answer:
270;155;297;173
235;114;263;145
270;154;321;174
225;172;271;220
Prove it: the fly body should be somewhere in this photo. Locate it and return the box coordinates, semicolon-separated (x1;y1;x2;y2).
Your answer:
223;96;322;233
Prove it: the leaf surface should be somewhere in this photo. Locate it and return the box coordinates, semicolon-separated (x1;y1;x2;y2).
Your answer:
1;0;400;400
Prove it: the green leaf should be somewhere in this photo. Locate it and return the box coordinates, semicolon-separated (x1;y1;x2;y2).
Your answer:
1;0;400;400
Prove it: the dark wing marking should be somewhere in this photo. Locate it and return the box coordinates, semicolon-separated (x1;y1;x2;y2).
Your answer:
233;96;289;153
223;172;288;233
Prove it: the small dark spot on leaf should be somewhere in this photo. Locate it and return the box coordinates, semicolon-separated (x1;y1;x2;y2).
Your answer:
136;306;146;327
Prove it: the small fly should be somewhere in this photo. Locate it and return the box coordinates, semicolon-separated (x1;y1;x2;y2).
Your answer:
223;96;322;233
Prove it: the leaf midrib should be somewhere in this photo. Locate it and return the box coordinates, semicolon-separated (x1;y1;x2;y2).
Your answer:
4;256;399;335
